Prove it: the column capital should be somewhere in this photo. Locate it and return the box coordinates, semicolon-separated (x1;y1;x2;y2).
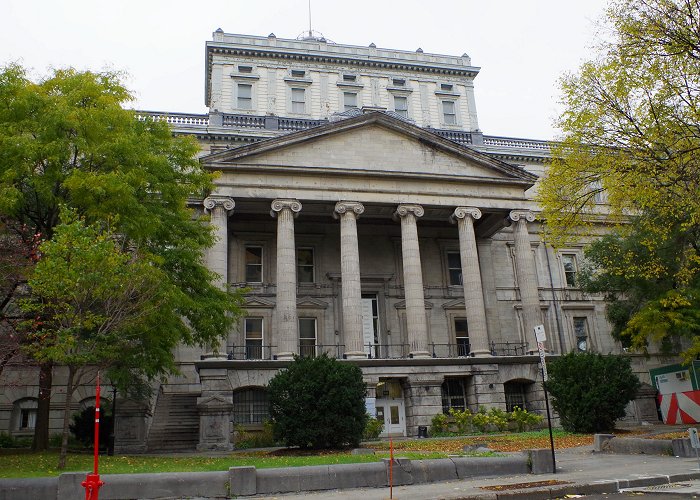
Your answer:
394;204;424;219
334;201;365;219
203;196;235;215
450;206;482;224
270;199;302;218
509;210;536;223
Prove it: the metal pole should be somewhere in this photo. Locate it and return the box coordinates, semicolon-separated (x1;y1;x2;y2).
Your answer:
542;368;556;474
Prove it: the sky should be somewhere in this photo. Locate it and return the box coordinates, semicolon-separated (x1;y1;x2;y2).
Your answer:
1;0;609;140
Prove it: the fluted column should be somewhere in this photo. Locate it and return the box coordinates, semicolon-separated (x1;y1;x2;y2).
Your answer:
451;207;490;356
394;204;430;358
334;201;366;359
271;199;302;360
510;210;540;352
203;196;235;290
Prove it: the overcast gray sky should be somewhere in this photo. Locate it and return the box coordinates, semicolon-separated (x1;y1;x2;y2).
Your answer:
1;0;608;140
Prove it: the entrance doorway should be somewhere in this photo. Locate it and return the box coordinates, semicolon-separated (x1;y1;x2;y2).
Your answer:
375;379;406;437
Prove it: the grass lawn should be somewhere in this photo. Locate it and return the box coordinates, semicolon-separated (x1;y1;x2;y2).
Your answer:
0;430;590;478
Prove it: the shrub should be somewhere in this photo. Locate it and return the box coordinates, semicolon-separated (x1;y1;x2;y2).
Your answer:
546;352;640;433
430;413;449;435
69;405;113;449
0;432;31;448
267;354;368;448
449;408;473;434
472;406;490;433
488;407;509;432
509;406;543;432
363;416;384;440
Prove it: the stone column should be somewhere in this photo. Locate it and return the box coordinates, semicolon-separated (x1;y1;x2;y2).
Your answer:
510;210;541;352
394;204;430;358
203;196;235;357
271;199;302;360
451;207;490;356
334;201;366;359
203;196;235;290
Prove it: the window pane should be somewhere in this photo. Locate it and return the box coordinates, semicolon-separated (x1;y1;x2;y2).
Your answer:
245;318;263;339
245;247;263;282
238;84;252;110
505;382;527;412
297;248;314;283
291;88;305;113
447;252;461;268
232;389;269;424
573;317;588;337
441;378;467;413
394;96;408;116
299;318;316;339
562;254;577;287
442;100;456;124
344;92;357;110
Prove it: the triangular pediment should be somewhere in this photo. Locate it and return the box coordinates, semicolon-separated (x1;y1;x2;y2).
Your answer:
442;298;466;310
297;296;329;309
203;112;537;185
394;299;434;310
244;297;275;308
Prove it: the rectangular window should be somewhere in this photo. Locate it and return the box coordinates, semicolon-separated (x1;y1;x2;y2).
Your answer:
297;247;314;283
343;74;357;82
455;318;470;356
447;251;462;286
441;83;454;91
237;83;252;110
244;317;263;359
291;69;306;78
441;378;467;413
562;254;578;287
393;95;408;117
245;246;263;283
238;65;253;73
232;389;269;424
299;318;317;357
344;92;358;111
291;87;306;113
392;78;405;87
442;100;456;125
505;382;528;412
573;317;589;352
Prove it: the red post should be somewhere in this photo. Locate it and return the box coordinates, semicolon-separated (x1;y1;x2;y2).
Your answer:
82;373;104;500
389;437;394;499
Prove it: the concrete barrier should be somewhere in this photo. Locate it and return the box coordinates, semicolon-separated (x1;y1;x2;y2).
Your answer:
593;434;674;456
0;454;537;498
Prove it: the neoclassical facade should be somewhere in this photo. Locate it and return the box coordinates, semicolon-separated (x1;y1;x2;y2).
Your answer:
0;31;664;450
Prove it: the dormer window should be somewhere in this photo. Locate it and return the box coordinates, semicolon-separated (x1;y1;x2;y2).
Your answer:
238;65;253;73
441;83;453;91
291;69;306;78
343;74;357;82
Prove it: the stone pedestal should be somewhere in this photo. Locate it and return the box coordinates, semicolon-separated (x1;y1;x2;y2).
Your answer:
113;398;151;454
197;394;234;452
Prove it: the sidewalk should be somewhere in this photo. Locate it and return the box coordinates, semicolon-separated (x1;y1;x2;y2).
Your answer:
253;444;700;499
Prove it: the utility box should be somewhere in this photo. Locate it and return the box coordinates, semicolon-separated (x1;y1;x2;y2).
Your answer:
650;362;700;424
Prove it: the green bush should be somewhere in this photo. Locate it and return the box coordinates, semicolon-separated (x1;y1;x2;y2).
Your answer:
363;416;384;440
267;354;368;448
449;408;473;434
546;352;640;433
488;407;509;431
69;405;113;449
0;432;32;448
430;413;449;435
472;406;490;432
509;406;543;432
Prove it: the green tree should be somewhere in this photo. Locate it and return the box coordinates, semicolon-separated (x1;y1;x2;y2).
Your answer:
0;64;245;451
578;223;700;359
267;354;368;449
546;352;641;433
538;0;700;357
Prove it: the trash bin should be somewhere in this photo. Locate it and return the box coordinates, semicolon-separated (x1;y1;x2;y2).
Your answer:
417;425;428;438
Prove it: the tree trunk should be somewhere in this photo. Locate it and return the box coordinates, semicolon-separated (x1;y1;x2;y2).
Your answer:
32;362;52;451
57;366;76;470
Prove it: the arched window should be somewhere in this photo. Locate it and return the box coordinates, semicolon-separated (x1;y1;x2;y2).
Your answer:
504;380;533;412
12;398;38;431
232;388;269;424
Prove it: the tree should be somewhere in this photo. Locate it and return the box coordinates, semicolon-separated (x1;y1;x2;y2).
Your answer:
21;213;176;468
546;352;641;433
0;64;245;453
578;223;700;359
267;354;368;449
538;0;700;357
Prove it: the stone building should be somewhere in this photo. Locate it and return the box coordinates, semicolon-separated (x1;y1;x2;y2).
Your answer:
0;31;663;451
